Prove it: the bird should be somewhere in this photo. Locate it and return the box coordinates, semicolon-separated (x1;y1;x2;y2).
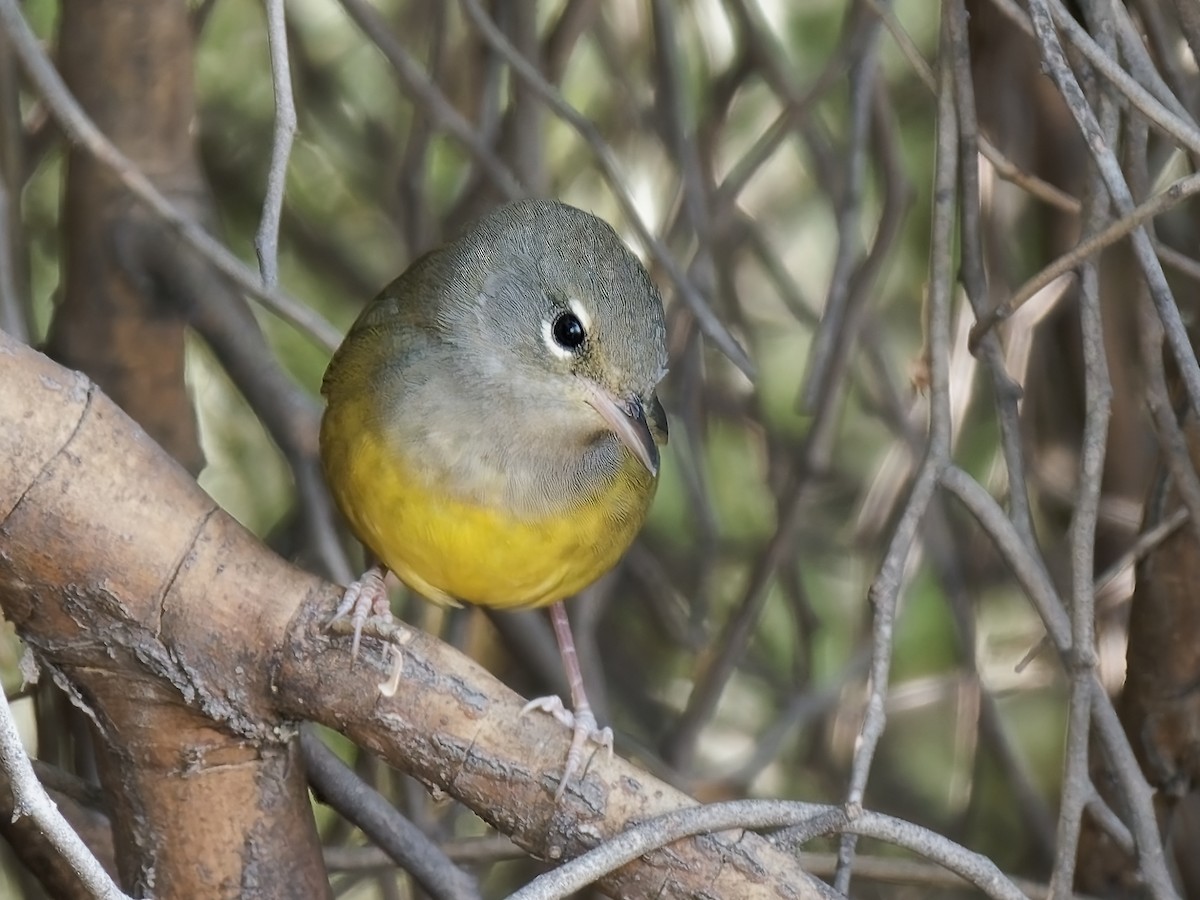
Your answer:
319;198;668;797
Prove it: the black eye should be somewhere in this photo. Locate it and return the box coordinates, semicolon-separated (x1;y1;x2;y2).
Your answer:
552;311;586;351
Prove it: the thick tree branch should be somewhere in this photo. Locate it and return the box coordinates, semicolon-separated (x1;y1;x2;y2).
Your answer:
0;329;833;898
0;325;331;897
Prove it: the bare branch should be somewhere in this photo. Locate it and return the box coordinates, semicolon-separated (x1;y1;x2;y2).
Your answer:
0;681;129;899
254;0;297;288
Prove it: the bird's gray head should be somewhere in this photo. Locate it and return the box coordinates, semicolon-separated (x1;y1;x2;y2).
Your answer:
437;199;669;474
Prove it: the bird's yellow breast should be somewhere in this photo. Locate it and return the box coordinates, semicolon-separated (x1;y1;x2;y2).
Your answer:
320;396;656;610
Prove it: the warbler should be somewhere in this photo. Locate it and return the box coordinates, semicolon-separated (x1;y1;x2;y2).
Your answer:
319;199;668;795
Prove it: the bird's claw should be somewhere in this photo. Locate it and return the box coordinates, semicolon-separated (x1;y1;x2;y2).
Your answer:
521;694;575;728
330;566;393;660
521;695;613;798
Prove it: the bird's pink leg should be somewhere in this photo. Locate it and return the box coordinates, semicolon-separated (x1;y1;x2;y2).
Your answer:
521;602;612;798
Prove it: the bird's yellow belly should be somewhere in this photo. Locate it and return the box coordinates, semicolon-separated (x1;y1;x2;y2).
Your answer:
321;406;654;610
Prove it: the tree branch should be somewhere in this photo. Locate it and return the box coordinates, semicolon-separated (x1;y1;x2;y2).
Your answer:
0;329;833;899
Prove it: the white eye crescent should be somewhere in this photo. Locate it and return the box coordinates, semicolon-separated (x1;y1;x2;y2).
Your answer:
566;298;592;332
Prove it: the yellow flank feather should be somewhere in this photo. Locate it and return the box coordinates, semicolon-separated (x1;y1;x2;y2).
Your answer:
321;393;655;611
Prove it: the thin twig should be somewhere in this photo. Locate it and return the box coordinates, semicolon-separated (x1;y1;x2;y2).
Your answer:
867;0;1081;214
1051;6;1118;888
301;729;481;900
0;684;129;899
834;8;959;888
946;0;1038;548
1051;124;1111;900
509;799;1027;900
1024;0;1200;428
336;0;525;201
970;171;1200;349
942;466;1178;898
800;3;882;412
254;0;297;288
1045;0;1200;153
1157;242;1200;283
0;177;25;342
801;850;1101;899
458;0;755;378
0;0;342;351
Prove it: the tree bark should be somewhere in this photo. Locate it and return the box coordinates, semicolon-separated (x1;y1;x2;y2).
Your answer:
47;0;209;475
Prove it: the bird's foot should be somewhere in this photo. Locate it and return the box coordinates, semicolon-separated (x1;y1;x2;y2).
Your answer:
521;695;613;799
329;564;393;661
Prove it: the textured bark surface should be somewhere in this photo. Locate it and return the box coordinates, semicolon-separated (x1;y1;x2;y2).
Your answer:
1;332;330;897
46;0;208;475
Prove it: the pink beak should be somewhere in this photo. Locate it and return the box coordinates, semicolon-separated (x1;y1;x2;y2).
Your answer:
581;381;659;476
